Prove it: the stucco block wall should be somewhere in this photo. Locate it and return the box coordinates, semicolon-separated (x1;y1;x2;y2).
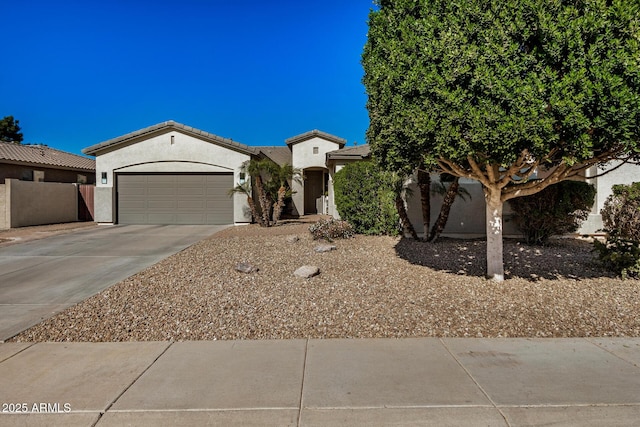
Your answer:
578;161;640;234
94;130;252;224
93;186;114;223
4;179;78;228
403;178;519;238
0;184;6;229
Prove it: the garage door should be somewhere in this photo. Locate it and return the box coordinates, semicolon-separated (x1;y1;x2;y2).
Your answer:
117;174;233;225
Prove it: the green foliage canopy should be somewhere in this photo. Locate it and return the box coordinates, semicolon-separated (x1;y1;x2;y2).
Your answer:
363;0;640;280
363;0;640;193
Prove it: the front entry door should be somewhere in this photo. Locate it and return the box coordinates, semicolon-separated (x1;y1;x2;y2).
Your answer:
304;170;324;214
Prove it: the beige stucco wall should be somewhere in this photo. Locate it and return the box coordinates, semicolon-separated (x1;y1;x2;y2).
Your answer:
404;177;519;238
579;161;640;234
4;179;78;228
0;184;6;229
291;137;341;216
93;130;252;224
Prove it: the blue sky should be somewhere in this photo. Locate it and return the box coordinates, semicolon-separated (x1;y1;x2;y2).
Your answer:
2;0;375;156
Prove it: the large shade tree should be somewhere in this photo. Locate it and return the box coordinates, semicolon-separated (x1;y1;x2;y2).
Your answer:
363;0;640;281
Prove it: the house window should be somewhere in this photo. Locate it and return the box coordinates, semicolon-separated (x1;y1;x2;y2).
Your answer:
313;147;319;154
77;174;87;184
21;170;33;181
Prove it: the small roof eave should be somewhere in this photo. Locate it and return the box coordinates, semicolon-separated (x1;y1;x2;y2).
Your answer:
285;129;346;148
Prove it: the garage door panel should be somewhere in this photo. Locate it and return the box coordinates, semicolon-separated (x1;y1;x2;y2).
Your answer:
119;213;147;223
147;187;177;197
147;200;178;209
179;187;205;197
147;214;177;224
117;174;233;225
179;200;206;209
119;199;146;209
175;214;207;224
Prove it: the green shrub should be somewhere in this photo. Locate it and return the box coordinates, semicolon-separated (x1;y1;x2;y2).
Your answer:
600;182;640;242
508;180;596;245
309;218;355;241
593;182;640;278
593;237;640;279
333;161;400;235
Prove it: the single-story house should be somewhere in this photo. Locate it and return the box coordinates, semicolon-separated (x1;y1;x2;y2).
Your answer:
82;121;350;225
0;141;95;184
82;121;258;225
82;120;640;236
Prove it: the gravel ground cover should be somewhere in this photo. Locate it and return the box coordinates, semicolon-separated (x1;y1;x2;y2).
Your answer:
12;221;640;342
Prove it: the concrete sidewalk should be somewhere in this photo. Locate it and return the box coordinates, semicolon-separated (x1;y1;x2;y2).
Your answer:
1;338;639;426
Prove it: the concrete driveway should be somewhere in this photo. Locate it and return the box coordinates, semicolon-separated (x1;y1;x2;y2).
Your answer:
0;224;229;341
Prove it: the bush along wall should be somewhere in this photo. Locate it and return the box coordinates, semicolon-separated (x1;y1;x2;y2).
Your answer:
333;161;400;236
593;182;640;279
507;180;596;245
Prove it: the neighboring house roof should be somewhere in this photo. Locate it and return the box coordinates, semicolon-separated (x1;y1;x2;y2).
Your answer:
326;144;371;161
256;146;293;166
285;129;346;148
82;120;259;156
0;141;95;172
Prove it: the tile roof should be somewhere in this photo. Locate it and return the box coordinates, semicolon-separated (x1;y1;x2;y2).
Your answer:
82;120;259;156
256;146;293;166
326;144;371;160
285;129;346;147
0;142;95;171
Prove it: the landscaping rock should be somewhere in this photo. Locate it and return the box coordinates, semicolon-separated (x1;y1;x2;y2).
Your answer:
235;262;259;274
286;235;300;243
314;244;336;253
294;265;320;278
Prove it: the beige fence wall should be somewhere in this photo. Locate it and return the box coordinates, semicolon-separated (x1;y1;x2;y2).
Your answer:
2;179;78;228
0;184;6;229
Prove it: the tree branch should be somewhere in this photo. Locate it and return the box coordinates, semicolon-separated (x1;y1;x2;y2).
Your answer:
467;156;492;186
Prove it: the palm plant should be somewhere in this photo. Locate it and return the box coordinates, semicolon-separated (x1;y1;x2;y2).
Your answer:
271;163;302;225
241;159;275;227
228;181;262;226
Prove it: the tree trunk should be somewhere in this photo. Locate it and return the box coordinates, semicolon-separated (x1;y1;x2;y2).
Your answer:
417;168;431;240
485;187;505;282
395;193;419;239
427;177;460;243
272;186;287;225
254;175;271;227
247;196;262;226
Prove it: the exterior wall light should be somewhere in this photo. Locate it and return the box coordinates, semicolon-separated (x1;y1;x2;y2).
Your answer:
101;172;107;184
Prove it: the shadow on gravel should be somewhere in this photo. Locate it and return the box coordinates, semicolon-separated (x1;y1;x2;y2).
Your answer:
394;237;616;281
